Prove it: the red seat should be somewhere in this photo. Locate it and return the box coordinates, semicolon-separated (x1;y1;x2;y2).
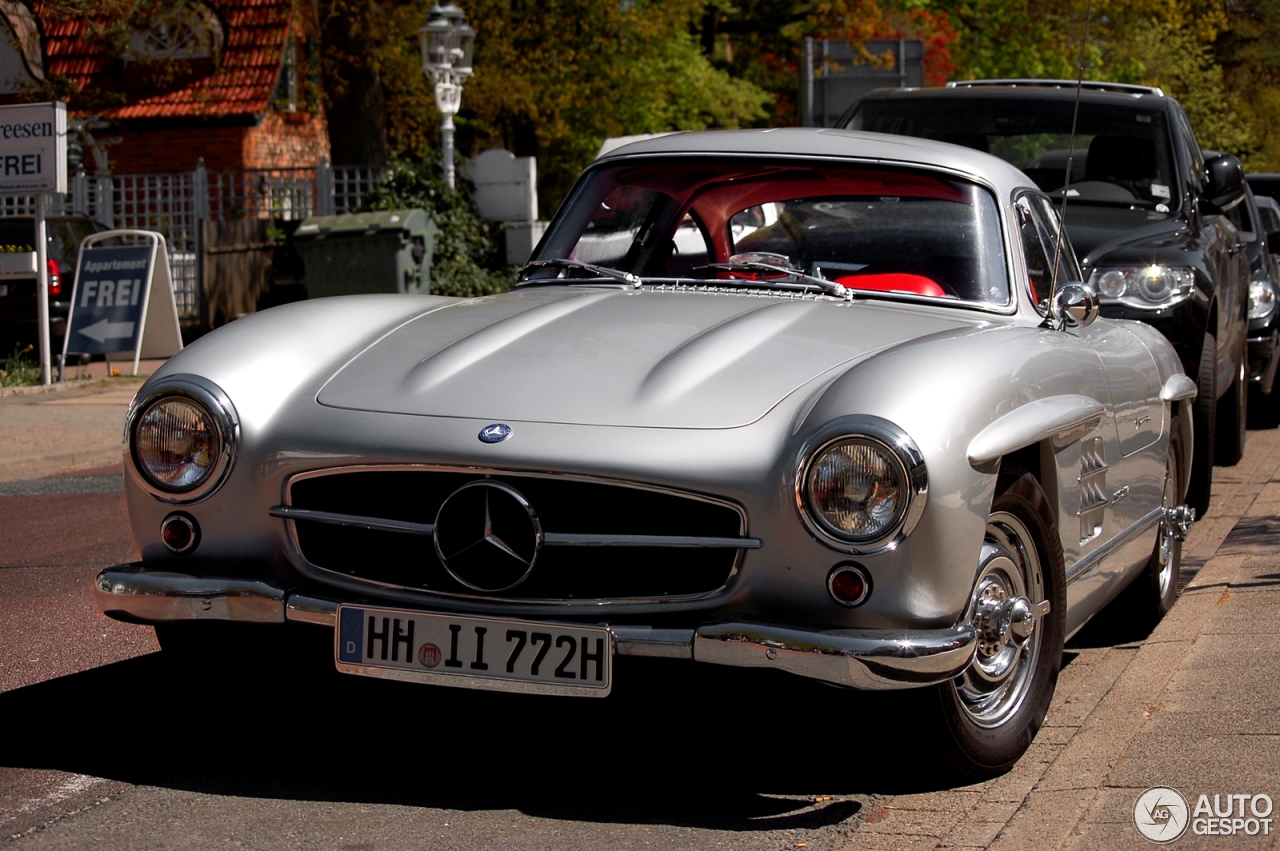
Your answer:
834;272;947;297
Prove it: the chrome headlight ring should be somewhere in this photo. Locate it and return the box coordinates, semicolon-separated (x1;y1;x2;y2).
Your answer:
1089;265;1196;309
795;415;928;555
126;374;239;504
1249;277;1278;321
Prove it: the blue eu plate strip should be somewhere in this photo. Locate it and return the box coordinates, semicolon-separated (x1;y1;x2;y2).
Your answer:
338;607;365;663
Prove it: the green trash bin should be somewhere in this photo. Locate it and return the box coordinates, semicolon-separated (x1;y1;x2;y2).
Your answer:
293;209;437;298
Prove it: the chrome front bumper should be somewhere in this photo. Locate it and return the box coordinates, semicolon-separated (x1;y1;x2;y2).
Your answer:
95;565;977;691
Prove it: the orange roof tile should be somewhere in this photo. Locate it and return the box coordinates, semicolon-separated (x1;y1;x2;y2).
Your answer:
35;0;292;120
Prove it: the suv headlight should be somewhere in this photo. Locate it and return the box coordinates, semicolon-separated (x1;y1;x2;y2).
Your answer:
1249;278;1277;320
128;376;238;503
1089;265;1196;308
798;418;928;554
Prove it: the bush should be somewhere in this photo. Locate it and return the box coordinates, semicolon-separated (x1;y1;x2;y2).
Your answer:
0;344;38;387
359;157;514;298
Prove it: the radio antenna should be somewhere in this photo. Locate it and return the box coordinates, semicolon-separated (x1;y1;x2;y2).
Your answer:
1045;0;1093;315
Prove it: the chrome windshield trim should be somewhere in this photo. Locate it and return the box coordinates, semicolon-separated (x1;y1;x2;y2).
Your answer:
269;506;435;535
1065;507;1163;583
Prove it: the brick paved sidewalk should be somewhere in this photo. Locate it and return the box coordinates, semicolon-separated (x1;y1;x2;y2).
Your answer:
840;428;1280;850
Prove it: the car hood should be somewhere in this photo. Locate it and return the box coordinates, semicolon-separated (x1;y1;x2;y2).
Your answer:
317;287;981;428
1066;206;1188;265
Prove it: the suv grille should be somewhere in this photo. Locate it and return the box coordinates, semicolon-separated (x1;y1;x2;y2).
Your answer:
278;469;753;602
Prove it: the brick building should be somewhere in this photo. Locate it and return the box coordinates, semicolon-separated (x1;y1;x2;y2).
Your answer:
0;0;329;174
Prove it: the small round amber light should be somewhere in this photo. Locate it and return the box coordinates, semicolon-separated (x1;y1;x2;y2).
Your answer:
828;564;872;607
161;513;199;554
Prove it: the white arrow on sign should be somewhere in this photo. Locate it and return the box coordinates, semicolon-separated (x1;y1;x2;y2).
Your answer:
79;318;136;344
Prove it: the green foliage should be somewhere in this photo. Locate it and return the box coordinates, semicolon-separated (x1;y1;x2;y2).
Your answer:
454;0;773;211
359;158;512;298
0;345;38;387
1120;20;1255;156
934;0;1076;80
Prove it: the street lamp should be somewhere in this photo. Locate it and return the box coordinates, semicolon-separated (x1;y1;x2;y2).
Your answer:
419;2;475;190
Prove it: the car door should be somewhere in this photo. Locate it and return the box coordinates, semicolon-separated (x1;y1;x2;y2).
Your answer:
1016;193;1162;563
1017;192;1168;633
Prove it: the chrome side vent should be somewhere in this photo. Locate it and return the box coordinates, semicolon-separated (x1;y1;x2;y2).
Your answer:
1078;437;1107;543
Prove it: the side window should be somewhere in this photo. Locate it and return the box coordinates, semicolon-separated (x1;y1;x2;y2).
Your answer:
1036;197;1082;284
1015;195;1054;308
1225;196;1256;239
1174;105;1204;190
1015;194;1079;309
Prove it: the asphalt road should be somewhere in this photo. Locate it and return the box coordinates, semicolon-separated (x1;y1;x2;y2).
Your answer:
0;382;1275;850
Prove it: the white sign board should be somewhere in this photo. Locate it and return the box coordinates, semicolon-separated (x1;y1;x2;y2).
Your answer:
0;102;67;195
464;148;538;222
63;230;183;375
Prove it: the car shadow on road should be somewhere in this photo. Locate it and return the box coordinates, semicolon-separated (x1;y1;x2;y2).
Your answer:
0;648;952;830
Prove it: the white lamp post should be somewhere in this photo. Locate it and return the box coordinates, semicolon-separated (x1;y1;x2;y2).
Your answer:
419;3;475;190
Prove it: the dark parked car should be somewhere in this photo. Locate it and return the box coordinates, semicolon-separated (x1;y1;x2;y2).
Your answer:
0;216;111;359
1247;173;1280;206
840;80;1251;515
1239;187;1280;425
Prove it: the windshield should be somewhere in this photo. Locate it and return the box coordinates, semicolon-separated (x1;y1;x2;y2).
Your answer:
533;159;1010;306
851;98;1179;211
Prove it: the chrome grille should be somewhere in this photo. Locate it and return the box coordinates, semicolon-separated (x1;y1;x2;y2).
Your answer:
277;468;753;602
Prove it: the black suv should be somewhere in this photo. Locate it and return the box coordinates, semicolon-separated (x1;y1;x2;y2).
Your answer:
0;216;111;359
840;80;1250;514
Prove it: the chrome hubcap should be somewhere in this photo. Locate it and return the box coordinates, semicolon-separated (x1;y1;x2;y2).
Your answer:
956;511;1047;728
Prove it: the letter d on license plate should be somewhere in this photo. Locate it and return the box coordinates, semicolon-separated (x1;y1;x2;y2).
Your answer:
336;606;612;697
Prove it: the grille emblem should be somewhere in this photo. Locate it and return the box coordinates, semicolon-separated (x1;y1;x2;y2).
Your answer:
478;423;512;443
433;481;541;592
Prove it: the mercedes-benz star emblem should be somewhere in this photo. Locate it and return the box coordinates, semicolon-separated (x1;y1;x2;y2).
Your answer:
433;480;541;592
478;423;512;443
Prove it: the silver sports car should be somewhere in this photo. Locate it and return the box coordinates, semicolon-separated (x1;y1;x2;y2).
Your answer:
98;129;1197;778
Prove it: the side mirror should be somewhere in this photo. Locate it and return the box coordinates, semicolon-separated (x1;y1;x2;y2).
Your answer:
1049;282;1100;329
1204;153;1246;211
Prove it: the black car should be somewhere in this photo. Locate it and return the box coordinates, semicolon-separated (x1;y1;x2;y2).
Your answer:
0;216;111;361
840;79;1251;515
1237;184;1280;425
1247;173;1280;206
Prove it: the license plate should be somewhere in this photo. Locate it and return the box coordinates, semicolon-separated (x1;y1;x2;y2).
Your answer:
335;606;612;697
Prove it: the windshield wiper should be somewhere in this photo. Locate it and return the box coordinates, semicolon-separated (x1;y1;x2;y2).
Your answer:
517;259;641;286
693;261;851;299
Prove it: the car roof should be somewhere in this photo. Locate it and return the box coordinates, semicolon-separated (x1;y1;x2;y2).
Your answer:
594;127;1035;193
855;82;1171;110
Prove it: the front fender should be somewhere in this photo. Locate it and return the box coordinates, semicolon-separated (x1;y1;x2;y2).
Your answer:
795;323;1112;626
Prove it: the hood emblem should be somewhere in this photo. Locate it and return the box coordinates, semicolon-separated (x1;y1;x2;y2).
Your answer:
478;423;512;443
433;481;541;592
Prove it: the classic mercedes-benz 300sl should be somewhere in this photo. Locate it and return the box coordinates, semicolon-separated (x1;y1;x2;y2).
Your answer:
98;129;1197;778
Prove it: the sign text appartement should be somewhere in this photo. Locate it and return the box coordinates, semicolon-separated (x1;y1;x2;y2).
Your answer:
0;102;67;195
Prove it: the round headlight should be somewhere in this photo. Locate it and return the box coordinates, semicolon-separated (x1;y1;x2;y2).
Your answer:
1250;279;1277;320
804;437;908;542
1137;266;1173;301
134;397;221;491
1096;269;1127;299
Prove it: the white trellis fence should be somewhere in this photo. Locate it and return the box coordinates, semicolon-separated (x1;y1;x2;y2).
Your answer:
0;159;383;320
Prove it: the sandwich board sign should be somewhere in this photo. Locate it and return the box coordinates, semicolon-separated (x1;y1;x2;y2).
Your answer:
62;230;183;375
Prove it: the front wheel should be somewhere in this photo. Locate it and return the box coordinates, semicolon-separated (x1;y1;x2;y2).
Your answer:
1215;335;1247;466
1187;333;1216;517
930;467;1067;779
